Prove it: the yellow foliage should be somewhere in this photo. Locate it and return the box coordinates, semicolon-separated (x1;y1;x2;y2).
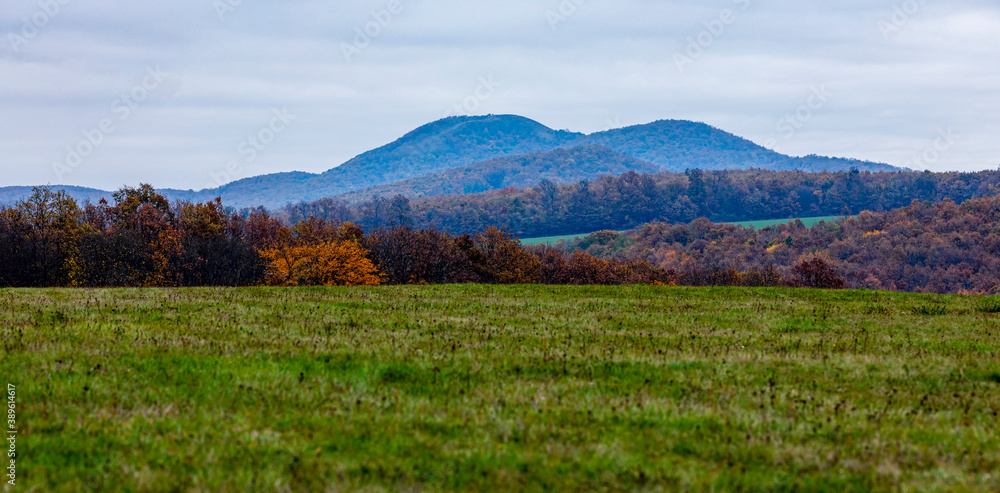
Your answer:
864;230;885;238
260;239;382;287
956;289;985;296
766;244;781;253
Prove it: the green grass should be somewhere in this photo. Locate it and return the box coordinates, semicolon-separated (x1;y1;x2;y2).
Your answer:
2;286;999;492
520;231;627;246
520;216;847;245
724;215;847;230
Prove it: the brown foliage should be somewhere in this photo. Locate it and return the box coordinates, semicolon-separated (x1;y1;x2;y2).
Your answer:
365;227;476;284
460;227;542;284
791;258;847;289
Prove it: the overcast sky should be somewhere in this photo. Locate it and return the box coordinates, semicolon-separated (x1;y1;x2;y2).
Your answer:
2;0;999;191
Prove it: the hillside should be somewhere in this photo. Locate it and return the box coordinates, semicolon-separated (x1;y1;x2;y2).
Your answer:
600;194;1000;294
336;146;662;202
571;120;901;172
284;168;1000;239
0;115;902;209
206;115;584;208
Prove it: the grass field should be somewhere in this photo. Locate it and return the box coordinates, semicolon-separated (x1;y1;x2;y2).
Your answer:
520;232;627;246
520;216;847;245
3;286;999;492
724;215;847;230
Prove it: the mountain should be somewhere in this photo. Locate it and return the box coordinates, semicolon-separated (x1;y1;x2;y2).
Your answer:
199;115;583;208
335;146;662;202
569;120;901;172
0;115;902;209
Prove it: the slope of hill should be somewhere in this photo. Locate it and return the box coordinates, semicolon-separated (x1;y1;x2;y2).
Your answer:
335;146;662;202
0;185;109;207
0;185;209;208
571;120;901;172
316;114;583;188
0;115;902;209
282;168;1000;239
210;115;585;208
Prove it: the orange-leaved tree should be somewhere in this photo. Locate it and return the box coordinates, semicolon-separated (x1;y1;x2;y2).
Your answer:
259;221;381;286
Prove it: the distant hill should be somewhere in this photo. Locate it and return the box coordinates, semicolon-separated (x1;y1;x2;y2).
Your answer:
199;115;583;208
0;115;902;209
336;146;662;202
0;185;206;208
0;185;110;207
570;120;901;173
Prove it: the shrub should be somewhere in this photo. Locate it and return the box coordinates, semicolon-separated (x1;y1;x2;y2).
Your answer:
792;258;846;290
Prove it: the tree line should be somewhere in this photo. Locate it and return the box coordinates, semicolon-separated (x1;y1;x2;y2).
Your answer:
5;182;1000;293
2;184;873;290
563;195;1000;295
280;168;1000;238
0;186;673;288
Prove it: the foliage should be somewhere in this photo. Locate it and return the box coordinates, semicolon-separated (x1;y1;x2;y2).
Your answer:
0;186;267;287
0;187;85;286
463;227;543;284
257;220;380;287
364;227;478;284
609;196;1000;294
336;145;662;202
792;257;847;289
284;168;1000;240
6;183;1000;294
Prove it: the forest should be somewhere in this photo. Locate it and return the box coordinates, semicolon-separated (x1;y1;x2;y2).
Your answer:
282;168;1000;238
565;194;1000;294
0;186;668;288
3;182;1000;294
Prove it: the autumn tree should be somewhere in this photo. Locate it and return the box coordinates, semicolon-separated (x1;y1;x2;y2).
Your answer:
174;198;266;286
459;227;542;284
365;227;476;284
0;188;85;286
259;222;381;286
0;187;86;286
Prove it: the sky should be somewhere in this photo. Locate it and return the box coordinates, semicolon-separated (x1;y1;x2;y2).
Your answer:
2;0;999;191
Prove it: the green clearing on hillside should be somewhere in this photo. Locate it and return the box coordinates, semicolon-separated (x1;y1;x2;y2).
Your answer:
520;216;847;245
520;231;627;246
3;286;999;492
726;215;847;230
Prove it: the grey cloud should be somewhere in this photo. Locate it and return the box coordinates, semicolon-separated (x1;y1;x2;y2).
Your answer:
1;0;998;190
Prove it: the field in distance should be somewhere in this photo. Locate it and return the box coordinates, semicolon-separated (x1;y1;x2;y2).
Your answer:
5;285;999;491
520;215;848;245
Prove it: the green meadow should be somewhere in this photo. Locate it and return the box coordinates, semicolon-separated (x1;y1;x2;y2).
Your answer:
2;286;999;492
520;216;847;245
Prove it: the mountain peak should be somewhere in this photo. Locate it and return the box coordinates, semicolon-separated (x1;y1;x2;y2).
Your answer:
0;114;902;209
